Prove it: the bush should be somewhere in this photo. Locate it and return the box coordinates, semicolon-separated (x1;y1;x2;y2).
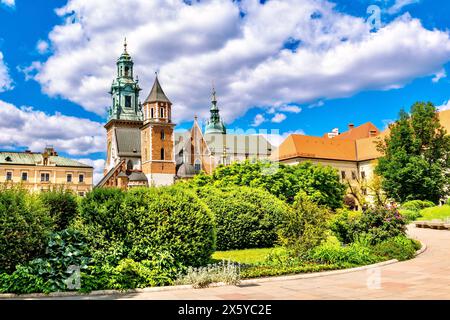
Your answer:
277;193;330;256
77;186;215;268
307;240;379;265
401;200;435;212
357;206;407;244
399;209;422;222
0;229;90;294
329;209;362;244
196;186;289;251
371;236;420;261
0;186;54;273
175;261;241;288
40;189;79;230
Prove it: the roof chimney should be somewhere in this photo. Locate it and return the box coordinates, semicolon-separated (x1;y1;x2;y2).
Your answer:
348;123;355;130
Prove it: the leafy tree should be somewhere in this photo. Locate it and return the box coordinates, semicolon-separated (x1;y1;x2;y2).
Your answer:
187;160;345;208
375;102;450;203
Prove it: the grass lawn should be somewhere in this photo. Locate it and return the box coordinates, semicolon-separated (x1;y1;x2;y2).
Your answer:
419;205;450;221
212;247;276;264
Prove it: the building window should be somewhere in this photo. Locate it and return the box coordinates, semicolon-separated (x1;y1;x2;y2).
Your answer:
21;172;28;181
341;171;346;180
125;96;132;108
160;148;165;160
194;160;201;173
79;174;84;183
6;172;12;181
125;66;129;77
41;173;50;182
161;130;165;140
78;191;85;197
67;174;72;183
159;107;164;118
351;171;357;180
151;108;154;118
361;171;366;180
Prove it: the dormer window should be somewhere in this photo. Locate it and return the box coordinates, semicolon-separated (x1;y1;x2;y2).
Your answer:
5;156;12;162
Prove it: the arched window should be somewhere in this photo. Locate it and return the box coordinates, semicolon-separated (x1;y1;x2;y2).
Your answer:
160;148;165;160
125;66;129;77
160;107;164;118
151;108;154;118
161;130;165;140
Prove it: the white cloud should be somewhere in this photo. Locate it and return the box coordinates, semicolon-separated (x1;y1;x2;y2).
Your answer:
252;114;266;127
264;129;306;147
308;100;325;108
36;40;50;54
387;0;420;15
75;158;105;185
279;105;302;113
1;0;15;7
0;99;105;155
17;61;42;81
271;113;287;123
438;100;450;112
0;52;12;92
33;0;450;124
432;69;446;83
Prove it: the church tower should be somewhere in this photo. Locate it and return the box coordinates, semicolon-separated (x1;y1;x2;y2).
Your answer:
204;86;226;135
140;74;176;186
104;39;143;174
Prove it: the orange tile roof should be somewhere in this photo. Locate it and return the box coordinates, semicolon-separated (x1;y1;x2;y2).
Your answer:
273;110;450;163
272;134;357;162
333;122;380;141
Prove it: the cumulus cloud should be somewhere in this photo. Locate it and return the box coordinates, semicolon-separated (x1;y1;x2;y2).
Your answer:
432;69;446;83
252;113;266;127
33;0;450;124
75;158;105;185
387;0;420;15
438;100;450;112
271;113;287;123
0;99;105;155
1;0;15;7
0;52;12;92
36;40;50;54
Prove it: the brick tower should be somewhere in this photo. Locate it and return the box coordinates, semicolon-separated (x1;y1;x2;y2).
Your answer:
140;74;176;186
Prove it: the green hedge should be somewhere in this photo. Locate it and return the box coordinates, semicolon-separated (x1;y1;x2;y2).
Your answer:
0;187;54;273
196;186;289;251
39;189;79;230
401;200;435;212
76;186;215;268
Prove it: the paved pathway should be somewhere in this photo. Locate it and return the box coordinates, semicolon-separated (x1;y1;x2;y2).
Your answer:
19;226;450;300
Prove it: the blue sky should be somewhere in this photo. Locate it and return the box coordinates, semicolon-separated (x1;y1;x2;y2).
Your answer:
0;0;450;182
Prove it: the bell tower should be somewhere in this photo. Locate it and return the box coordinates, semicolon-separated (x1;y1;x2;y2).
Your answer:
104;39;143;174
140;74;176;186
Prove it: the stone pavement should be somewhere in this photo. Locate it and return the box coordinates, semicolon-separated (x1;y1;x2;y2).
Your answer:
22;226;450;300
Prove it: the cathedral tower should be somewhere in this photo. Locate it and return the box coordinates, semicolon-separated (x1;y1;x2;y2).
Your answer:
104;39;143;174
140;74;176;186
204;86;226;135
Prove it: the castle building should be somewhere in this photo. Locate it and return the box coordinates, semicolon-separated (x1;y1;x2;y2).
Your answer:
97;43;273;188
0;147;93;195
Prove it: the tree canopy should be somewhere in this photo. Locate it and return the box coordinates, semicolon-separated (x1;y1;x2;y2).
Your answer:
375;102;450;203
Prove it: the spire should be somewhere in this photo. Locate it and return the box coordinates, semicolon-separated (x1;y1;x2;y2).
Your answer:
123;37;127;53
145;73;171;104
204;85;226;135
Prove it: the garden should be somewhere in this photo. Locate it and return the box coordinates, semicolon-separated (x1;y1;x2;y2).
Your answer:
0;160;422;294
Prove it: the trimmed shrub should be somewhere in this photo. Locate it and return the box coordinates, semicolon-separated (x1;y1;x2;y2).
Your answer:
0;187;54;273
371;236;420;261
277;193;330;256
76;186;215;268
40;189;79;230
401;200;435;212
399;209;422;223
196;186;289;251
329;209;362;244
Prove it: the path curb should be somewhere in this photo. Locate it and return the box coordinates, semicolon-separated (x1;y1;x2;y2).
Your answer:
0;240;428;299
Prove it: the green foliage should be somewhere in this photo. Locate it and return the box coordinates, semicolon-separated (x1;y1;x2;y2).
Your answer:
40;189;79;230
375;102;450;203
307;240;379;265
371;236;420;261
212;248;274;265
357;207;407;244
197;186;288;251
240;264;343;279
76;186;216;268
277;193;330;256
0;186;54;273
418;205;450;221
399;209;422;223
175;261;241;288
401;200;435;211
328;209;362;244
0;229;90;294
189;160;345;208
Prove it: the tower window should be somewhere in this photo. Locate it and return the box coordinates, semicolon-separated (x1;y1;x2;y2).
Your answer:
125;66;129;77
160;148;165;160
125;96;132;108
161;130;165;140
160;107;164;118
151;108;154;118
